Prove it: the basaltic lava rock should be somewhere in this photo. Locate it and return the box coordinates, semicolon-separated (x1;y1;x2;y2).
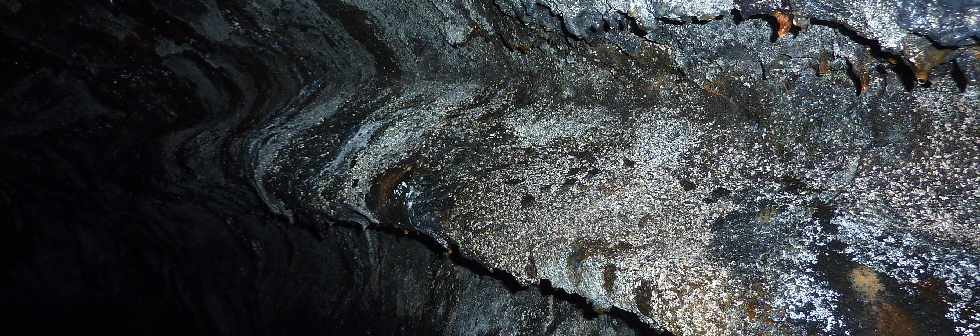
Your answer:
1;0;977;335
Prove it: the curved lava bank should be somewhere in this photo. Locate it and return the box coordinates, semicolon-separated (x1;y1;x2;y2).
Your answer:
1;0;978;335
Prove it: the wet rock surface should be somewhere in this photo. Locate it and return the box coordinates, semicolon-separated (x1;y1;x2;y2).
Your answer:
1;0;978;335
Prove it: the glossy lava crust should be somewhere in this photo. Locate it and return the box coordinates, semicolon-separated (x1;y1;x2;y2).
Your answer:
1;0;978;335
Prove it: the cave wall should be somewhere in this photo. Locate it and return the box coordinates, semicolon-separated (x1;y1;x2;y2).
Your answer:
1;0;978;335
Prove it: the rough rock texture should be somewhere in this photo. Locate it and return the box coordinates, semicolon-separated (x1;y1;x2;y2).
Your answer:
1;0;978;335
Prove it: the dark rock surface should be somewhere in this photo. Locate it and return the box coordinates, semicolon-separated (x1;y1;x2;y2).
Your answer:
1;0;977;335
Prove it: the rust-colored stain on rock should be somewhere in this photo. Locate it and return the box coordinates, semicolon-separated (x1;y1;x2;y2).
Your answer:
772;11;793;38
849;265;883;301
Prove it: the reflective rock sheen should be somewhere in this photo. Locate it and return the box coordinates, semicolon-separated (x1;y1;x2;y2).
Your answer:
1;0;977;335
